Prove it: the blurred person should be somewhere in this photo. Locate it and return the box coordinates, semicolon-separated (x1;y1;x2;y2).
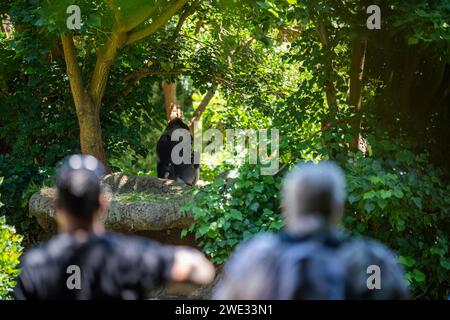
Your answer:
339;238;409;300
214;161;408;300
14;154;214;300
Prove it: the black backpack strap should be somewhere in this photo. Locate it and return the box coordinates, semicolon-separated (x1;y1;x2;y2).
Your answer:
273;229;349;299
274;241;321;299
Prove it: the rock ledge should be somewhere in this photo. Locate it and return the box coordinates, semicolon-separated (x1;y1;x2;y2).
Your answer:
29;173;196;234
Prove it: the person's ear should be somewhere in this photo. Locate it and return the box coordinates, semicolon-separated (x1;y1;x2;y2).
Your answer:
94;192;109;224
54;207;69;232
98;192;109;211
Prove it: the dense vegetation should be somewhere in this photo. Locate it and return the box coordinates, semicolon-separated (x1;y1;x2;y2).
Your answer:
1;0;449;299
0;178;23;300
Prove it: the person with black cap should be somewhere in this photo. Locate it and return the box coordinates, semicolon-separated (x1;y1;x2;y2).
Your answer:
14;154;215;300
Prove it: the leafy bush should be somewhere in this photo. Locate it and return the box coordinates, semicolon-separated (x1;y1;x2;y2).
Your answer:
0;177;23;300
182;164;284;265
343;146;450;299
0;216;23;300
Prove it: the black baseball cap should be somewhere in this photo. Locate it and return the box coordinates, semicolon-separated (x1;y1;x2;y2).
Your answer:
55;154;106;218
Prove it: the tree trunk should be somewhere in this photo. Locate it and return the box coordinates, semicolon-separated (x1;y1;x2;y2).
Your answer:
61;34;111;172
1;14;13;39
163;82;182;120
348;38;367;151
77;102;109;169
316;24;338;129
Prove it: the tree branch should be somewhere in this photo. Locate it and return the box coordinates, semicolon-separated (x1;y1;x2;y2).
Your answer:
88;28;127;109
1;14;13;39
0;74;9;95
61;33;90;113
189;83;217;130
110;69;184;108
212;76;235;90
194;16;204;34
125;0;189;46
316;23;338;114
125;68;184;82
172;0;200;39
348;38;367;151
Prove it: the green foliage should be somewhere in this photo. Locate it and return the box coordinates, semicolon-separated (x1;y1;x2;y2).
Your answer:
0;216;22;300
0;176;23;300
182;164;283;265
343;141;450;299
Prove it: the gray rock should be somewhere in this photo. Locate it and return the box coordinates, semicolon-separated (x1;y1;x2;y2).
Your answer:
29;173;198;234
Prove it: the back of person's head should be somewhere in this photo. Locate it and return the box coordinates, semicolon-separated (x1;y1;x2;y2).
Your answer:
282;161;346;231
55;154;105;221
339;239;409;299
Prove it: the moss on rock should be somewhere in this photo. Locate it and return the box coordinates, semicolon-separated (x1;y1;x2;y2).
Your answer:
29;173;198;234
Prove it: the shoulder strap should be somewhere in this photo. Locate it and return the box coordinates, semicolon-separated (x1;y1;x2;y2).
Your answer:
274;241;321;299
273;231;348;300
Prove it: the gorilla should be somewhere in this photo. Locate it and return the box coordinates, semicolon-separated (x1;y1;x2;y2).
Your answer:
156;118;200;186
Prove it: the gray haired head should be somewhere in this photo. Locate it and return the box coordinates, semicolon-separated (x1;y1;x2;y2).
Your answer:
282;161;346;230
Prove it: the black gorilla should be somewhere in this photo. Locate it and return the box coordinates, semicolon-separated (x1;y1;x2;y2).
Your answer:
156;118;199;186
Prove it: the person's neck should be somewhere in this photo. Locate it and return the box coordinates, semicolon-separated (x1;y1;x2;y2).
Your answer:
286;214;332;236
65;224;105;241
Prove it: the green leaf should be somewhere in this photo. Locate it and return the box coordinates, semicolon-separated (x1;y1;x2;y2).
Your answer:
192;207;205;218
256;1;270;9
393;188;404;199
363;191;376;200
34;18;46;27
198;225;209;236
380;190;392;199
407;37;419;45
250;202;260;212
415;9;428;17
399;255;416;267
348;194;359;204
430;246;444;256
396;150;414;164
268;9;279;17
411;197;422;209
229;209;243;221
395;219;405;231
254;184;264;193
270;220;284;230
412;269;426;282
364;202;375;213
378;198;387;209
439;258;450;270
369;176;383;185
